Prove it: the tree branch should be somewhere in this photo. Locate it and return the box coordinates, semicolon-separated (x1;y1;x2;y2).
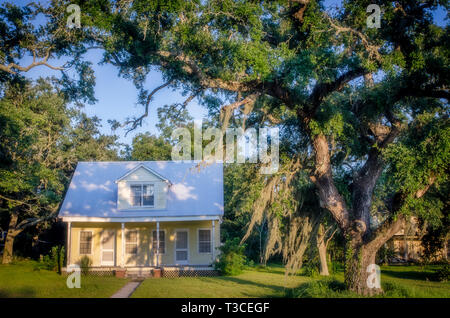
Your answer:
310;134;351;231
123;81;172;134
308;67;367;113
0;48;64;75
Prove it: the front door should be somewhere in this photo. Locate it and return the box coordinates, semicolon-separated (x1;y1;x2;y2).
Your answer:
101;230;115;266
175;230;189;264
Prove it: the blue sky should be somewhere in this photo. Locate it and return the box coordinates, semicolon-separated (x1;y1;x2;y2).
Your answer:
4;0;448;145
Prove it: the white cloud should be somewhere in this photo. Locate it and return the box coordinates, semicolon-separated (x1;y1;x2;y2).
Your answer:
80;181;112;192
171;183;198;200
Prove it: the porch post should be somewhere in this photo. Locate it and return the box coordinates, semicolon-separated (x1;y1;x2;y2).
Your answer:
211;220;215;263
156;221;160;267
121;223;125;267
66;222;71;266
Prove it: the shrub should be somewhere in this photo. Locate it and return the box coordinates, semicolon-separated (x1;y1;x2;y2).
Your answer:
291;278;348;298
381;282;413;298
330;261;344;274
214;238;246;276
302;257;321;277
79;255;92;276
40;246;65;273
434;263;450;282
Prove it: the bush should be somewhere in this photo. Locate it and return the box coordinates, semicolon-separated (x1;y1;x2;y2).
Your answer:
330;261;344;274
79;255;92;276
40;246;65;273
434;263;450;282
302;263;320;277
291;278;348;298
381;282;413;298
214;238;246;276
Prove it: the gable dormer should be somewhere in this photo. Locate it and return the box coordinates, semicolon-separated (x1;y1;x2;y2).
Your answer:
116;164;169;210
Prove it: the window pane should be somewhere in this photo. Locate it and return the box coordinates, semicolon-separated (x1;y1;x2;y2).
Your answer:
126;230;138;254
131;185;141;206
80;231;92;254
102;231;114;249
176;250;188;261
126;244;137;254
142;185;154;206
199;230;211;242
152;231;165;254
199;230;211;253
199;242;211;253
102;251;114;262
126;230;137;242
176;231;188;249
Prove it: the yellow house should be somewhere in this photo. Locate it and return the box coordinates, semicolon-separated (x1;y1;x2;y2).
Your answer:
58;161;223;276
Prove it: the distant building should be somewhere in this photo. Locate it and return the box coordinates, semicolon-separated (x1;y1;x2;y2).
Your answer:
387;217;448;263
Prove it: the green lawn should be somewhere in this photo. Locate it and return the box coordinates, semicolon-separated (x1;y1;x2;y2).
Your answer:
1;261;448;298
132;264;450;298
132;264;312;298
0;261;129;298
378;265;450;298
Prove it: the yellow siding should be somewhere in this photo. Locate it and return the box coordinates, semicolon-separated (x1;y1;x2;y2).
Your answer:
69;221;220;267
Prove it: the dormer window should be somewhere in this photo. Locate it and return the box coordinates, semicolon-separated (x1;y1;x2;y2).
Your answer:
130;184;154;207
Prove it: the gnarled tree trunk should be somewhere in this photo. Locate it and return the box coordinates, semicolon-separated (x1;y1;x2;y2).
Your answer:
2;213;21;264
344;237;380;295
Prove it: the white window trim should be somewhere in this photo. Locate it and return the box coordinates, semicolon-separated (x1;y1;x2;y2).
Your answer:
125;228;139;255
79;230;93;255
152;229;166;255
129;183;155;208
174;229;189;264
197;228;212;254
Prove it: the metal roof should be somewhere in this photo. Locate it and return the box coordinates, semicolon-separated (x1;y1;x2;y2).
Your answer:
58;161;224;219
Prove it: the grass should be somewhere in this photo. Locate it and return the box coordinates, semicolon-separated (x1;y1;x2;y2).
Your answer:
133;264;450;298
0;260;129;298
1;261;448;298
132;264;312;298
287;264;450;298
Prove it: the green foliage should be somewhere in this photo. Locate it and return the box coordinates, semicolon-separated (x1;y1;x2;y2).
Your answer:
214;238;247;276
79;255;92;276
291;278;415;298
383;113;449;223
0;78;120;261
40;246;65;273
302;261;320;278
381;282;413;298
376;244;396;265
130;132;172;160
291;278;347;298
434;264;450;282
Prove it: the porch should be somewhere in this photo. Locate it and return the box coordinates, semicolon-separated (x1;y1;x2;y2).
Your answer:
63;217;221;269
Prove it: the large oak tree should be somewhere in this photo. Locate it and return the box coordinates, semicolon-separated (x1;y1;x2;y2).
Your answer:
5;0;448;294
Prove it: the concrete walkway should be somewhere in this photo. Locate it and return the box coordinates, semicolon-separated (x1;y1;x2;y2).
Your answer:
110;280;142;298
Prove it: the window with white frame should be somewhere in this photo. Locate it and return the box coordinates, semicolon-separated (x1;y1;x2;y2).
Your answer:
152;230;165;254
79;231;92;254
125;230;138;254
130;184;154;207
198;229;211;253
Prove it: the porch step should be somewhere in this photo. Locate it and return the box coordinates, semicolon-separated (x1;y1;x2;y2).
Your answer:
125;271;152;279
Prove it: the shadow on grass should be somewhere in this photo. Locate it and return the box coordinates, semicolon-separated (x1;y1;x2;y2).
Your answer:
381;269;435;281
0;287;36;298
198;276;291;297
